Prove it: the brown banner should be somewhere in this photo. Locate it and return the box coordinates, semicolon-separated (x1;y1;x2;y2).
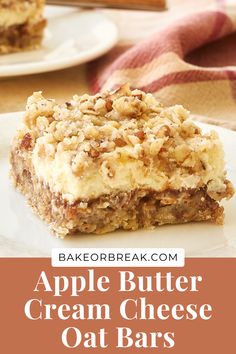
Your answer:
0;258;235;353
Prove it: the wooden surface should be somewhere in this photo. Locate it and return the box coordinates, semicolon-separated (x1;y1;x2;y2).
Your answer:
0;65;88;113
0;0;217;114
47;0;167;11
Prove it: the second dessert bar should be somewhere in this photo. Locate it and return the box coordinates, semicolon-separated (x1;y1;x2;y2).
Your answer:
0;0;46;54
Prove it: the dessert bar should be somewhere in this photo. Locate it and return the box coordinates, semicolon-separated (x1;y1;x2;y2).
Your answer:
10;85;234;237
0;0;46;53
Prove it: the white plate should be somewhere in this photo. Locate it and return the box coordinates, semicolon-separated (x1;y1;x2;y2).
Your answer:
0;6;118;77
0;112;236;257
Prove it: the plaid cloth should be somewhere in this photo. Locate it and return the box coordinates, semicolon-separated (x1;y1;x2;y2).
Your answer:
89;1;236;130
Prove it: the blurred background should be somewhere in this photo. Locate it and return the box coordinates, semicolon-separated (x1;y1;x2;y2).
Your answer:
1;0;231;114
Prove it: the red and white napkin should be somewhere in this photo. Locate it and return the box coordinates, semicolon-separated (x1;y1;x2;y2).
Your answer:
89;1;236;129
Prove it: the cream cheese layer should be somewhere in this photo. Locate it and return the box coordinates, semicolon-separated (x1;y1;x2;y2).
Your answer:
0;1;43;27
31;131;227;203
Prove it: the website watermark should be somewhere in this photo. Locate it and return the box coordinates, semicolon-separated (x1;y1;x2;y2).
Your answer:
52;248;185;267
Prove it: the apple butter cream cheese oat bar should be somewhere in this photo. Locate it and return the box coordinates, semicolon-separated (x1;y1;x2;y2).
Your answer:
0;0;46;54
10;84;234;237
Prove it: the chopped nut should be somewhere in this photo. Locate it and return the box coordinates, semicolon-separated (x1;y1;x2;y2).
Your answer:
112;96;144;118
149;139;164;156
174;145;191;163
94;98;107;115
127;134;140;146
65;102;72;109
20;133;32;150
114;138;126;147
105;98;113;112
156;125;171;138
135;130;145;140
89;147;100;158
